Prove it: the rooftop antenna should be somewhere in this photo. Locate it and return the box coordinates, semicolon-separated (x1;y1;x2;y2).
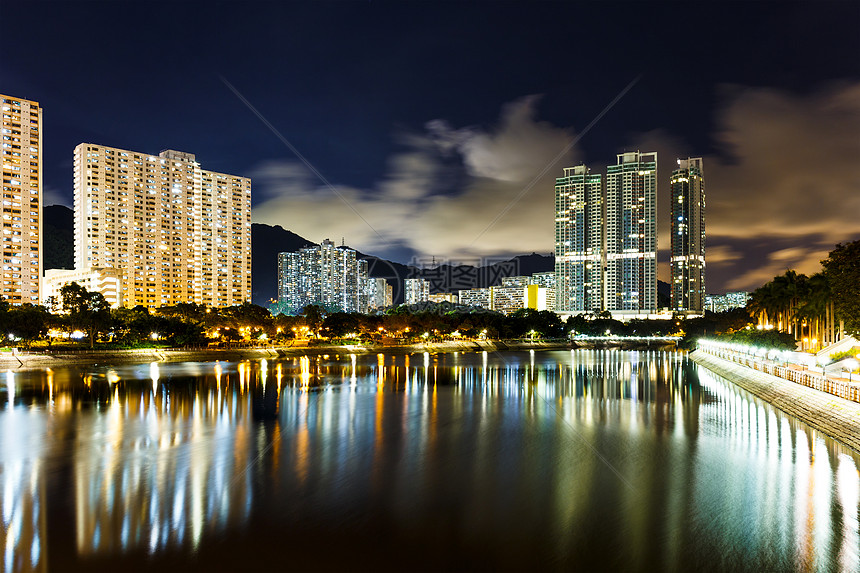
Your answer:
341;237;345;247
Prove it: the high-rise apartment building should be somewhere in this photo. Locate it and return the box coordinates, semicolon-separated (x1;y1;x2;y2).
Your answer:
368;277;393;309
554;165;603;312
670;158;705;313
73;145;251;308
277;239;369;313
404;278;430;305
0;94;41;305
605;151;657;312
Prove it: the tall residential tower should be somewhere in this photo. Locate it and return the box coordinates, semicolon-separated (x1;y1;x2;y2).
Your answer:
277;240;369;314
554;165;603;312
670;157;705;313
73;145;252;308
1;94;42;305
605;151;657;313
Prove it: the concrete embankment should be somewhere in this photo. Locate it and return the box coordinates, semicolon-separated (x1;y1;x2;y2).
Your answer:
691;350;860;454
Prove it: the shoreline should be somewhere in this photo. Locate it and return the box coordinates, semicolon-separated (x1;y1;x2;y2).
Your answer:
1;340;573;367
690;349;860;454
0;338;680;368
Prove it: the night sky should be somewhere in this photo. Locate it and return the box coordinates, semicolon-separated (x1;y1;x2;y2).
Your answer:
2;1;859;293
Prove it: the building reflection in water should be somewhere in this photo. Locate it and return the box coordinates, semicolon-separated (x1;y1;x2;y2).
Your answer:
71;361;255;557
2;370;47;573
0;350;857;571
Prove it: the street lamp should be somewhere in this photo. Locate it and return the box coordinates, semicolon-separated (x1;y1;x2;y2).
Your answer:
817;356;829;378
846;358;859;383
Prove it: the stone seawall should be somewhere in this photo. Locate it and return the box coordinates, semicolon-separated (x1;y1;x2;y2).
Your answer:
690;350;860;454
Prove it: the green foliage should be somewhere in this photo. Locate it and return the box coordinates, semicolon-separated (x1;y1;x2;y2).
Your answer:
60;282;112;348
822;240;860;336
508;308;565;338
112;305;156;345
321;312;365;338
220;302;273;330
830;349;859;362
301;305;325;337
675;308;755;349
565;314;628;336
5;304;50;348
716;327;797;350
156;302;208;324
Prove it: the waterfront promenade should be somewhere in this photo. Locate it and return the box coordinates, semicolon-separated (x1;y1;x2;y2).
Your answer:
691;349;860;454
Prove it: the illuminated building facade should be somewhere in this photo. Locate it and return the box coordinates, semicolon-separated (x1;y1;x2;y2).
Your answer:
458;274;554;315
427;293;457;304
368;277;393;309
605;151;658;313
670;158;705;313
277;239;369;313
554;165;603;312
705;291;749;313
42;267;123;309
73;145;251;308
0;94;41;305
458;287;492;310
405;278;430;305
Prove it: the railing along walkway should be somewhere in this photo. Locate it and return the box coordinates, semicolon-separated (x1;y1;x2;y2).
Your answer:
700;347;860;404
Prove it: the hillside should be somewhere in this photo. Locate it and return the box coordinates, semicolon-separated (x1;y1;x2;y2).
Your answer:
43;205;74;270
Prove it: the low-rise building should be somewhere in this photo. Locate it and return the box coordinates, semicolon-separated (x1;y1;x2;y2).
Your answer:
428;293;457;304
459;287;492;310
42;267;123;309
458;281;554;315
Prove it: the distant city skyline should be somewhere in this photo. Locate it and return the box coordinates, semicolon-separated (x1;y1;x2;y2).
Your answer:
2;1;858;294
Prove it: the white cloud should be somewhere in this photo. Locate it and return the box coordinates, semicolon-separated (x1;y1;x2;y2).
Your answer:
725;245;830;291
251;96;577;261
706;244;743;264
42;185;71;207
251;82;860;294
707;82;860;242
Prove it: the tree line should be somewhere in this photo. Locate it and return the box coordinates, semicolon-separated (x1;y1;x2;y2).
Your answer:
746;240;860;350
9;239;855;352
3;281;759;352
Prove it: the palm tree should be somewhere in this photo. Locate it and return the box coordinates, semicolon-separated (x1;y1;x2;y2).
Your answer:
795;272;838;348
748;280;781;330
762;270;809;336
748;270;811;345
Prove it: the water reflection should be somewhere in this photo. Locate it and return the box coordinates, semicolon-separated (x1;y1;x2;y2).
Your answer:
0;351;857;571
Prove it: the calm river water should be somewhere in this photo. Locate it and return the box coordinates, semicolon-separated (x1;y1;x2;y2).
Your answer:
1;350;858;572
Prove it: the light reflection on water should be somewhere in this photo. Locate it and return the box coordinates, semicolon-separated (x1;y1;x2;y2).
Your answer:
0;350;857;572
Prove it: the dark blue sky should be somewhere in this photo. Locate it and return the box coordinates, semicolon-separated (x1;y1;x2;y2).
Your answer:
3;1;859;292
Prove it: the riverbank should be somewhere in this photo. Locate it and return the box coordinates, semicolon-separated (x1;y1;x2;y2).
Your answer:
0;339;577;367
690;349;860;454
